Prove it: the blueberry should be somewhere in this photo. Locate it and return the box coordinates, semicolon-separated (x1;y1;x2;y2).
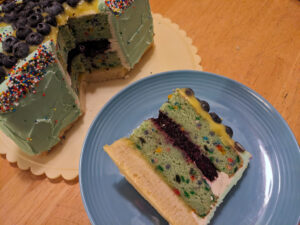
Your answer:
3;11;17;23
44;15;57;27
234;142;246;152
67;0;80;7
3;55;17;69
39;0;52;8
2;36;19;53
185;88;194;96
2;1;16;13
225;126;233;138
197;98;210;112
24;1;38;10
16;26;32;40
33;7;43;14
209;112;222;123
27;13;44;27
26;32;44;45
45;2;64;16
14;3;25;13
56;0;67;3
79;44;86;53
36;23;51;35
201;100;210;112
0;67;6;83
13;17;28;30
13;42;30;59
0;53;6;66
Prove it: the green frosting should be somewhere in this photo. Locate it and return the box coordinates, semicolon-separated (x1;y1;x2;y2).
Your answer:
160;91;242;175
0;0;154;155
108;0;154;68
130;120;217;217
0;41;81;155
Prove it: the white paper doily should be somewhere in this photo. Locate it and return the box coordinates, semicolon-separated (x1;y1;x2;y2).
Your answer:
0;14;202;180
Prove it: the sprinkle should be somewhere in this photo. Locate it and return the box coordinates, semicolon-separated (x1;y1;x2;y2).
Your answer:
190;175;195;181
173;188;180;196
136;144;142;150
156;165;164;172
0;43;55;113
42;93;46;96
105;0;135;15
155;147;162;153
165;164;171;169
227;158;233;163
184;191;190;198
181;176;185;182
216;144;226;155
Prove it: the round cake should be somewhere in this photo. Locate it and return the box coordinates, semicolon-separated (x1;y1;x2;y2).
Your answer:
0;0;154;155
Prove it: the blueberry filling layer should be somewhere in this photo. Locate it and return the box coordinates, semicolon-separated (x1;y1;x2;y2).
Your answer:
67;39;110;73
152;111;218;181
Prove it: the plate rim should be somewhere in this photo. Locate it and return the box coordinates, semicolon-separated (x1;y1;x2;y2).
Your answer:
79;70;300;225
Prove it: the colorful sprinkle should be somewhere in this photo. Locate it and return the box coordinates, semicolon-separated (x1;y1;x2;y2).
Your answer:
156;165;164;172
105;0;135;15
0;43;55;113
173;188;180;196
155;147;162;153
184;191;190;198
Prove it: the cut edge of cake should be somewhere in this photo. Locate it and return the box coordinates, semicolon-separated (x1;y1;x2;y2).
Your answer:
103;88;252;225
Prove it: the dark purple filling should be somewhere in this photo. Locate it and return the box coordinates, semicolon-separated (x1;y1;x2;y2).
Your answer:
152;111;218;181
67;39;110;73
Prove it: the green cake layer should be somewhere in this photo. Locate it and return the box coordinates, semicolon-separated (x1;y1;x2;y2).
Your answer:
130;120;217;217
0;0;154;154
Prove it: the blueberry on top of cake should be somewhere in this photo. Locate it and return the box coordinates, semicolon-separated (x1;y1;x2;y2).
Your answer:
104;88;251;225
0;0;154;155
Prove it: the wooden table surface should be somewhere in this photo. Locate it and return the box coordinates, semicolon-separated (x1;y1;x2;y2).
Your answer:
1;0;300;224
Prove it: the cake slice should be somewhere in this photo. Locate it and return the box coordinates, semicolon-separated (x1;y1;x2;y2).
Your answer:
104;88;251;225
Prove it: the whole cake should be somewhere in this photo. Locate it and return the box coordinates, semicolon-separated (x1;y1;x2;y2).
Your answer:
0;0;154;155
104;88;251;225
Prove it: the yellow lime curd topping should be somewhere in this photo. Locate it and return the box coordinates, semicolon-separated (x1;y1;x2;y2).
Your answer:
49;0;100;42
178;88;234;147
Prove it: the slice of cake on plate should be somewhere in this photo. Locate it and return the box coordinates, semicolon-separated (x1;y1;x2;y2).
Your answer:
0;0;154;155
104;88;251;225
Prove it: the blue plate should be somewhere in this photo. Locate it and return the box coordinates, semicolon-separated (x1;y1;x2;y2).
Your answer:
79;70;300;225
